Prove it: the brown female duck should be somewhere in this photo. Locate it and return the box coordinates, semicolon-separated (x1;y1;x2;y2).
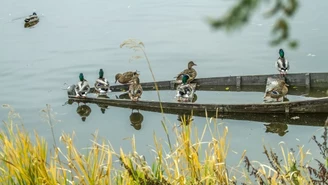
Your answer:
115;71;139;84
128;76;143;101
175;61;197;83
265;80;289;102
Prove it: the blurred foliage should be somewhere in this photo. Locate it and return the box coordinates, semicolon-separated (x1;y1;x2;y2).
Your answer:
209;0;299;48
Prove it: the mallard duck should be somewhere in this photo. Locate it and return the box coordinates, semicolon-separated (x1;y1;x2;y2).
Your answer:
275;49;289;77
176;74;194;101
94;69;110;95
265;80;289;102
74;73;90;98
24;12;39;23
175;61;197;83
115;71;139;84
128;76;143;101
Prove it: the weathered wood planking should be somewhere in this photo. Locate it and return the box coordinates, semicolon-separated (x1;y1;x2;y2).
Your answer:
67;99;327;126
68;96;328;114
103;72;328;93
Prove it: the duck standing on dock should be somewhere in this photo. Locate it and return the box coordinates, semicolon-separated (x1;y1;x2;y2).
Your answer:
94;69;110;95
276;49;289;77
264;80;289;102
128;76;143;101
74;73;90;98
115;71;139;84
176;74;194;100
175;61;197;83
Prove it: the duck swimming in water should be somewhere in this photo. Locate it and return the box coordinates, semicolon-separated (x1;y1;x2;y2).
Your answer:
276;49;289;77
94;69;110;95
128;76;143;101
24;12;39;28
74;73;90;98
24;12;39;23
115;71;139;84
175;61;197;83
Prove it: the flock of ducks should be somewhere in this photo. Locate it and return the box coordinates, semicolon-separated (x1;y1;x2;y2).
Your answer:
24;12;290;103
73;61;198;101
73;48;290;102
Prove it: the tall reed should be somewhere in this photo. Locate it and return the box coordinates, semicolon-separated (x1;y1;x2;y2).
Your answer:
120;39;172;151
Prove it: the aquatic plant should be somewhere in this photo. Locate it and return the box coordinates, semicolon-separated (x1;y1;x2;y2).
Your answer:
120;39;172;151
116;116;233;184
0;105;327;184
241;120;328;185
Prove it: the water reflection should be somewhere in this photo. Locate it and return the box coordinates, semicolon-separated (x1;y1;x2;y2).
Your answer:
264;122;289;136
96;94;110;114
129;110;144;130
76;104;92;122
115;92;130;100
192;93;198;103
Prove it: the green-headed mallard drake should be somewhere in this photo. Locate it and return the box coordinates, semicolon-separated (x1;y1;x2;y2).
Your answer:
265;80;289;102
74;73;90;98
275;49;290;77
24;12;39;23
115;71;139;84
175;61;197;83
128;76;143;101
176;74;195;102
94;69;111;94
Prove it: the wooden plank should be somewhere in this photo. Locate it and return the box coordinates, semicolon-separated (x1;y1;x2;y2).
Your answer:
236;76;241;89
107;72;328;92
67;99;327;126
86;72;328;96
67;95;328;114
310;73;328;88
305;73;310;89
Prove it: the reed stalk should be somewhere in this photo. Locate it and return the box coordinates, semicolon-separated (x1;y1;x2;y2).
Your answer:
1;105;327;184
120;39;172;151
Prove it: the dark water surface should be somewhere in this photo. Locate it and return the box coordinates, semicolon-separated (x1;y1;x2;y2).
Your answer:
1;0;327;166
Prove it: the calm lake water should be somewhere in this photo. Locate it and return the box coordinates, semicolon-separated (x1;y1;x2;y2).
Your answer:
1;0;327;168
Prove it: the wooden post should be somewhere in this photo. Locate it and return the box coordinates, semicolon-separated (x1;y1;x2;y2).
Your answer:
170;80;175;90
236;76;241;89
285;105;290;114
305;73;311;89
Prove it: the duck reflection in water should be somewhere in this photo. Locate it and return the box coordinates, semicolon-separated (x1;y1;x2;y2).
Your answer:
96;94;109;114
76;104;92;122
130;109;144;130
177;113;194;126
115;92;130;100
192;93;198;103
264;122;289;136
